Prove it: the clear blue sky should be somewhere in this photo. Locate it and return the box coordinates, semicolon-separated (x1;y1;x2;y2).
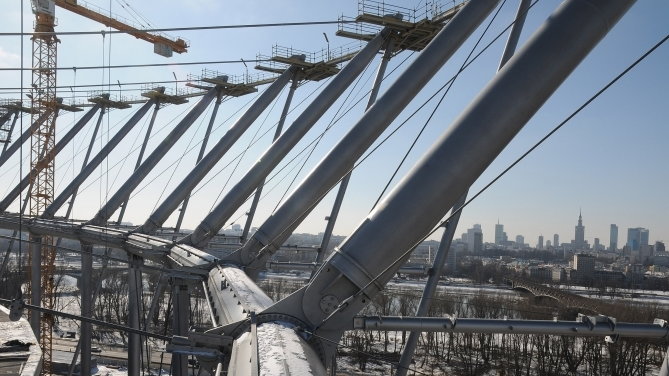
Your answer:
0;0;667;247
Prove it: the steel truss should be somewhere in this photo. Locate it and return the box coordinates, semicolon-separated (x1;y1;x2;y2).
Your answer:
1;0;661;375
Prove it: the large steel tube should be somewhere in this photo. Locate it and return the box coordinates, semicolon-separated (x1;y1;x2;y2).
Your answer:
64;108;106;220
354;316;669;338
172;93;223;237
261;0;636;365
89;88;219;226
315;39;394;269
0;104;101;211
306;0;636;320
398;1;531;372
179;31;388;248
241;76;300;242
41;99;157;219
234;0;501;268
116;103;161;223
138;67;295;234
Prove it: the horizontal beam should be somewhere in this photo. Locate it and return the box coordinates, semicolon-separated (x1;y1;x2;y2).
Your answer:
354;315;669;338
0;212;216;272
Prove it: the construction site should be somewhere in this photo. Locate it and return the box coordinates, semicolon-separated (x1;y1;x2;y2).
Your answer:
0;0;668;375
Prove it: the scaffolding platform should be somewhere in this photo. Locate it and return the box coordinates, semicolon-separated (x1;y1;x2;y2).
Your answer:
87;92;132;109
0;100;38;114
185;69;265;97
54;98;84;112
141;85;189;105
337;0;466;53
256;44;360;82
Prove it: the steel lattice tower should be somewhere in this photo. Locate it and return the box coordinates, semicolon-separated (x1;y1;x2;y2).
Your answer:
28;9;58;375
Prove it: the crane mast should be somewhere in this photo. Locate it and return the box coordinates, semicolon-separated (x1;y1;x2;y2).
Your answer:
26;1;187;374
28;2;58;374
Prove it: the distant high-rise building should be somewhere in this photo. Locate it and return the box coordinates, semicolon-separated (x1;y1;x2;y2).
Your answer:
655;241;666;254
610;224;618;252
467;224;483;252
473;231;483;253
494;222;507;245
554;234;559;249
546;240;552;248
573;253;595;279
627;227;649;251
537;235;544;250
446;246;458;274
516;235;525;247
594;238;600;251
574;210;585;249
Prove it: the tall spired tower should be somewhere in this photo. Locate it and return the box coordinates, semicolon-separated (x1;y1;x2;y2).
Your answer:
574;209;586;249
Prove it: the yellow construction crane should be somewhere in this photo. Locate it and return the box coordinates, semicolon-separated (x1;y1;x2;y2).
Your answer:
27;1;187;374
55;0;189;57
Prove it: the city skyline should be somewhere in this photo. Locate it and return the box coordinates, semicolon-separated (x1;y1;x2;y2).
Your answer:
0;1;666;247
467;210;664;248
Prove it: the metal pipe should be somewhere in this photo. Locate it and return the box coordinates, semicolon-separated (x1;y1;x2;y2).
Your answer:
138;67;295;235
354;316;669;337
89;88;219;226
241;76;300;243
41;99;157;219
80;243;93;376
116;102;161;223
145;273;166;332
1;111;19;155
397;1;531;372
0;110;50;169
0;104;101;211
315;39;394;269
67;245;115;376
29;235;41;336
284;0;636;363
128;255;143;376
498;0;531;71
171;280;190;375
233;0;500;269
179;30;388;248
172;92;224;239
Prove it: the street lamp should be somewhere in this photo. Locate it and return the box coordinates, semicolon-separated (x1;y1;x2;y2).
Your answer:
323;32;330;60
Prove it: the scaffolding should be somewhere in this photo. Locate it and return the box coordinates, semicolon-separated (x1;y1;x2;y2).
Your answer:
337;0;467;53
185;69;267;97
256;44;360;82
